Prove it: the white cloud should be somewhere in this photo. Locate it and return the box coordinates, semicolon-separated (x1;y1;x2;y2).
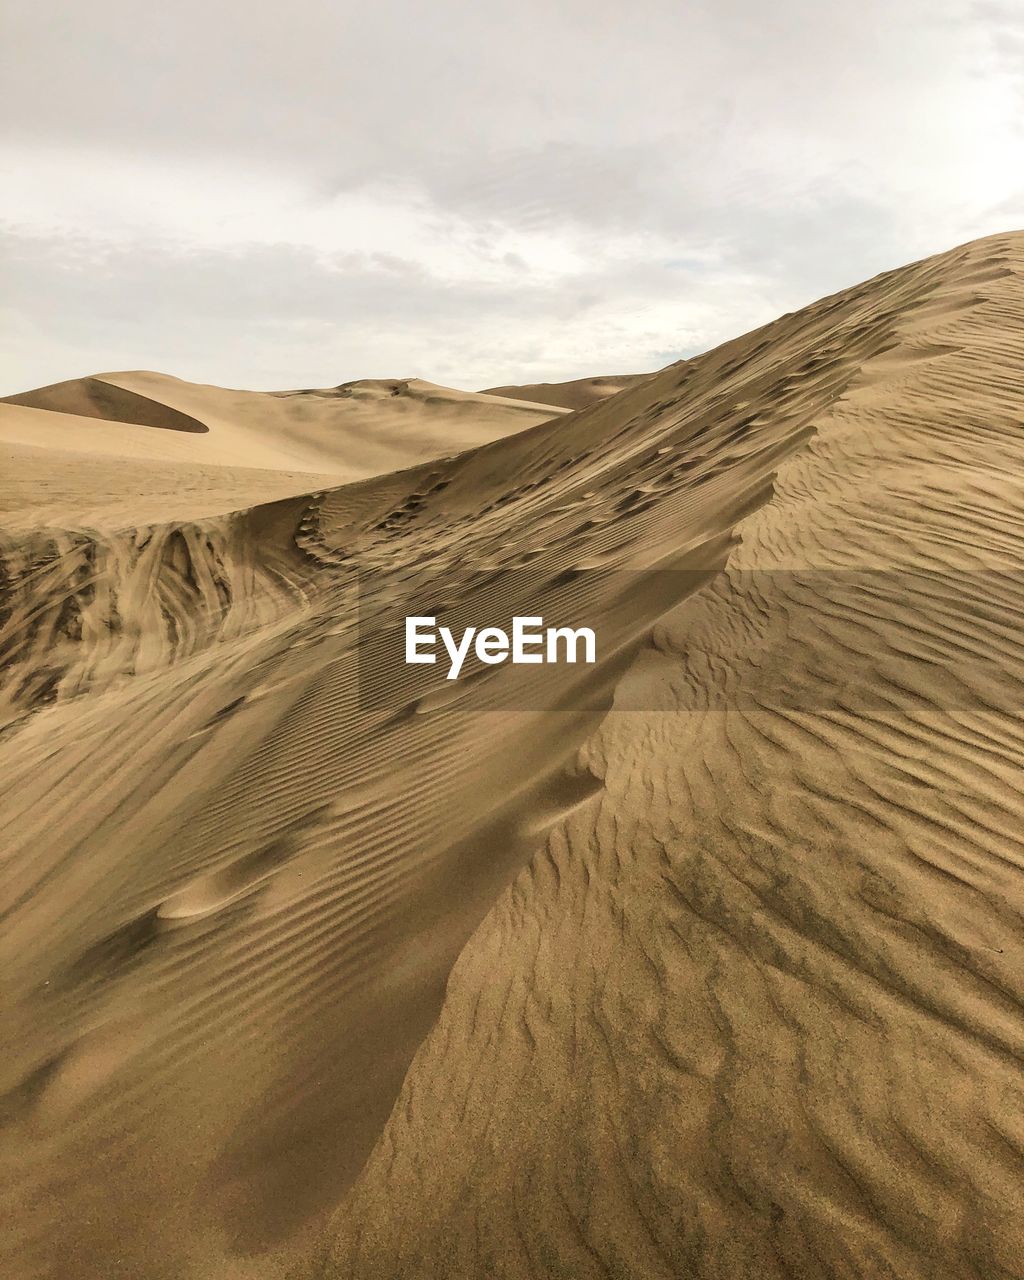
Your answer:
1;0;1022;394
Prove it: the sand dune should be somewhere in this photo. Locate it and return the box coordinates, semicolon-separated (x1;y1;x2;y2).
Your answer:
481;369;657;410
0;373;563;533
325;233;1024;1278
2;370;563;479
2;232;1024;1280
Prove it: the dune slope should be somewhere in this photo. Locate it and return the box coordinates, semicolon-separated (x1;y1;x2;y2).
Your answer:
323;233;1024;1279
0;305;805;1276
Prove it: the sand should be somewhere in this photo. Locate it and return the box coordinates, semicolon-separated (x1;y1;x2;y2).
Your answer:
1;372;564;507
0;374;563;534
481;370;657;410
2;231;1024;1280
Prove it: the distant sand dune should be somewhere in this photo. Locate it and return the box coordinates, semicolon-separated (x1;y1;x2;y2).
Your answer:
0;372;564;507
481;369;658;410
0;373;564;534
5;375;212;432
2;233;1024;1280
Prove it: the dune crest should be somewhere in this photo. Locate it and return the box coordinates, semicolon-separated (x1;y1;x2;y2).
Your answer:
4;375;211;433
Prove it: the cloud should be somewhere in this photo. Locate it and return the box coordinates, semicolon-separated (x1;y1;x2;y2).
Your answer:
1;0;1023;393
0;220;775;394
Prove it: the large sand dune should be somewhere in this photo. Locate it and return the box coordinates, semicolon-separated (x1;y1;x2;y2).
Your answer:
2;232;1024;1280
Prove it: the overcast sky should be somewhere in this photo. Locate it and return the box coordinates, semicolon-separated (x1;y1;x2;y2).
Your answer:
2;0;1022;395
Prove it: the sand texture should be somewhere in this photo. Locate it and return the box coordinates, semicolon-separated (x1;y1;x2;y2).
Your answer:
2;232;1024;1280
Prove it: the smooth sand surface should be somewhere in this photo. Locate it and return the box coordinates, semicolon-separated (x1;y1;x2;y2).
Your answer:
3;372;564;476
2;232;1024;1280
481;370;657;410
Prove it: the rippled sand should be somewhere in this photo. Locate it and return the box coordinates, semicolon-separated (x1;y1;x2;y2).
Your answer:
2;232;1024;1280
